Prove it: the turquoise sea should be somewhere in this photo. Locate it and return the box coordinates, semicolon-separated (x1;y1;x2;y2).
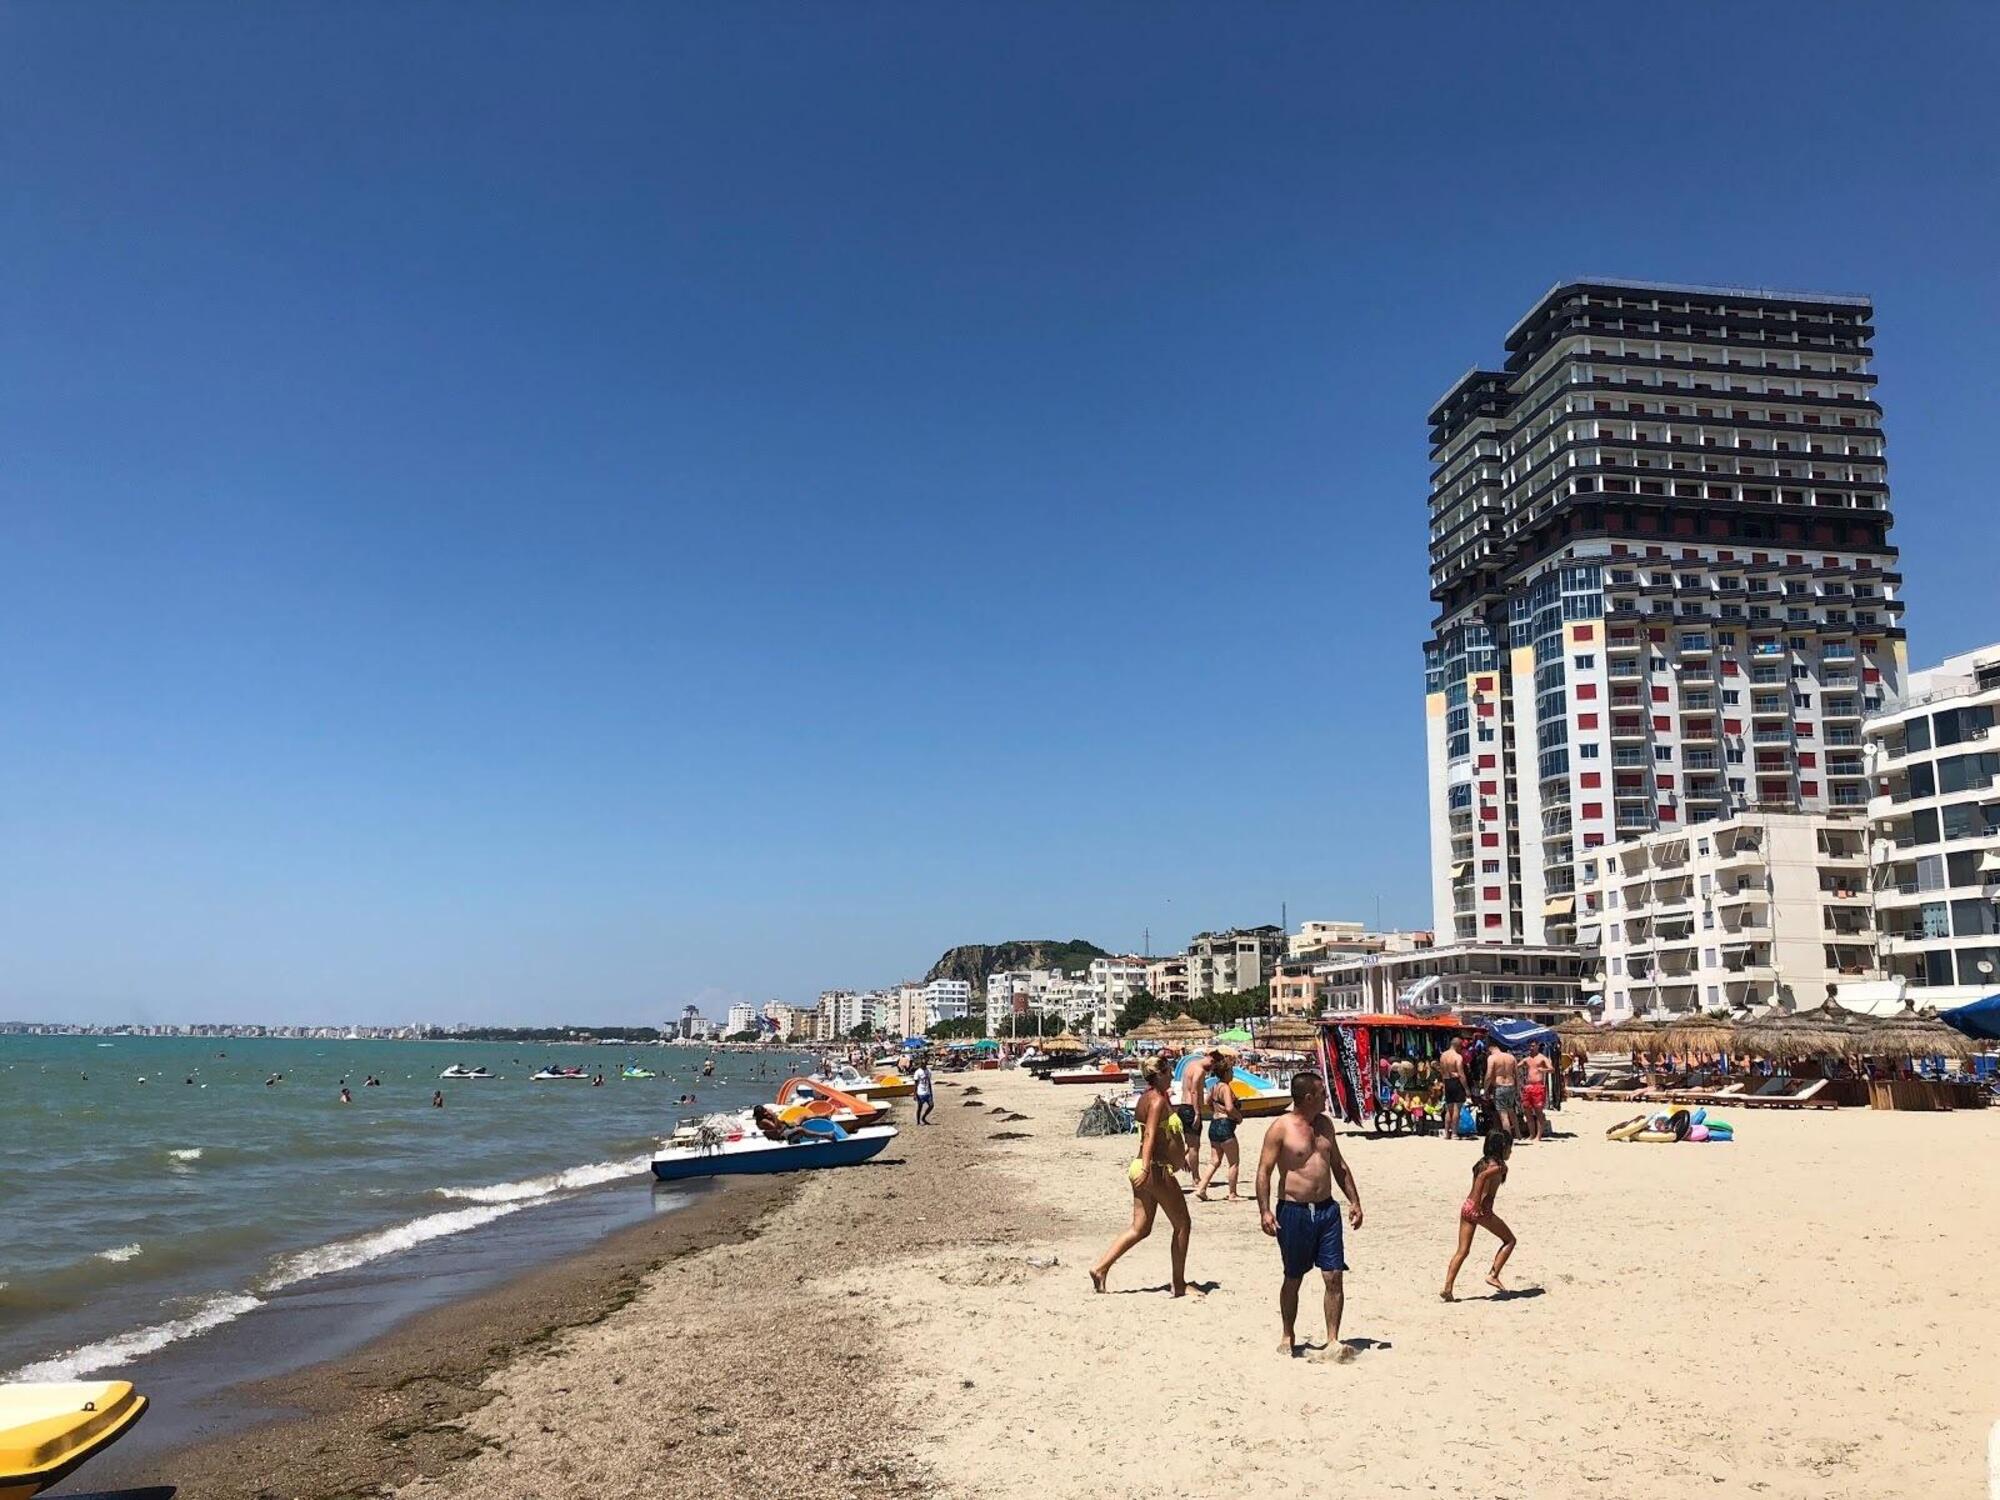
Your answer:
0;1034;802;1381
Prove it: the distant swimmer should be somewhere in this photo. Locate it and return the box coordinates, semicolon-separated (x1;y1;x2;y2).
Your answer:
185;1076;195;1085
592;1072;604;1087
432;1090;445;1108
339;1086;353;1104
266;1074;281;1087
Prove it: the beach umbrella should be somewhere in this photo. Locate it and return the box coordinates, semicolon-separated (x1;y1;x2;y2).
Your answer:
1214;1027;1254;1045
1151;1013;1217;1048
1254;1016;1322;1051
1938;992;2000;1042
1038;1032;1087;1056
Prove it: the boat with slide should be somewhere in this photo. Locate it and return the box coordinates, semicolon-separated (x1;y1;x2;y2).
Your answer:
1049;1061;1133;1085
439;1065;496;1080
809;1061;915;1101
774;1075;892;1132
1172;1055;1290;1117
530;1066;591;1082
620;1064;658;1079
0;1381;148;1500
651;1119;897;1182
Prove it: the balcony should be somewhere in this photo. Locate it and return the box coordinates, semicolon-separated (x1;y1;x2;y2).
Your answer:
1751;699;1790;718
1607;633;1642;654
1752;728;1792;744
1611;718;1649;742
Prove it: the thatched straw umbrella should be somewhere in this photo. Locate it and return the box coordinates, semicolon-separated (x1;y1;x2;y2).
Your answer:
1123;1016;1170;1043
1556;1017;1607;1055
1776;1003;1980;1063
1860;1010;1979;1061
1038;1031;1088;1057
1255;1015;1322;1052
1151;1013;1217;1050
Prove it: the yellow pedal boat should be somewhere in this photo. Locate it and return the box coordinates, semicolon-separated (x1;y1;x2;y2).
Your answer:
0;1380;148;1499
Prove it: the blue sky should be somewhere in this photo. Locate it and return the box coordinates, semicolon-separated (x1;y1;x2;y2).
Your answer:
4;4;1997;1025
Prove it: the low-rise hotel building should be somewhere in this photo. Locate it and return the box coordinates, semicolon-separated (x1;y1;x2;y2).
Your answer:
1587;810;1873;1020
1315;943;1590;1021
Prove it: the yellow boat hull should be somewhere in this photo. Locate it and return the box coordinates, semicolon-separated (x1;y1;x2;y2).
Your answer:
0;1381;147;1500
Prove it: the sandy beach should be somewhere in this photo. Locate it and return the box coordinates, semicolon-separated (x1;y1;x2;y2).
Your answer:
116;1070;2000;1499
374;1069;1998;1500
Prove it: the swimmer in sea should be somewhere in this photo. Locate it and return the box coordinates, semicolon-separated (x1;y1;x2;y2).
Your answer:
432;1090;445;1108
339;1086;352;1104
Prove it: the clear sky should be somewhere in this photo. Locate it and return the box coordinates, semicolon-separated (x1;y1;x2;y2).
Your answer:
5;4;1997;1025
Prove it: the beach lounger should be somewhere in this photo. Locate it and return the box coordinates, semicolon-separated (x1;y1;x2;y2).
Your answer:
1742;1078;1831;1109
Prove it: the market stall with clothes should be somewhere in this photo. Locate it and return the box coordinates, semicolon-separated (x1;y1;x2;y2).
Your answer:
1315;1015;1467;1131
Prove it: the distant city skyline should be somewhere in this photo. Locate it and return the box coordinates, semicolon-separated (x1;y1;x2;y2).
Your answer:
5;5;1998;1025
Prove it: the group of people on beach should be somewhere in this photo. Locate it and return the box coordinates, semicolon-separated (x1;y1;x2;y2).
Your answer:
1089;1046;1520;1357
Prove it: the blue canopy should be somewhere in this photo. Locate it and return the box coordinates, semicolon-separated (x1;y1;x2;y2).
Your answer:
1484;1017;1558;1053
1939;992;2000;1042
901;1036;926;1048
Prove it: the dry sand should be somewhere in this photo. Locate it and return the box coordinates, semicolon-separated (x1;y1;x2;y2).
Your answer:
396;1070;2000;1500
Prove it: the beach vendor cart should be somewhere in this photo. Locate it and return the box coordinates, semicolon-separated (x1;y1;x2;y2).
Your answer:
1315;1014;1468;1131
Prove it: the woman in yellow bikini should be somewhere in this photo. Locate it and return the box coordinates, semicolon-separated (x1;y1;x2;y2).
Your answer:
1090;1054;1193;1296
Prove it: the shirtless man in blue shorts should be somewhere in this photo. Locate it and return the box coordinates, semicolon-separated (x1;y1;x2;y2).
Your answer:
1256;1071;1364;1361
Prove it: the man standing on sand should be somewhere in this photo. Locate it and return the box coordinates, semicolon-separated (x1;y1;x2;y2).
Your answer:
1520;1042;1552;1143
1179;1049;1217;1181
1256;1071;1364;1361
1485;1044;1520;1137
913;1060;935;1125
1439;1035;1468;1140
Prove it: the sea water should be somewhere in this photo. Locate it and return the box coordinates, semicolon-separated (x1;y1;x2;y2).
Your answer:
0;1035;802;1379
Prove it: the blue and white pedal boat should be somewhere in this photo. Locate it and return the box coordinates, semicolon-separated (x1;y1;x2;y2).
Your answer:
650;1121;897;1182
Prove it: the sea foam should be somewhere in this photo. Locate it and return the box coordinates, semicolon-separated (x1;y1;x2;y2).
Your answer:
96;1244;142;1263
434;1152;653;1204
262;1203;525;1290
8;1292;264;1381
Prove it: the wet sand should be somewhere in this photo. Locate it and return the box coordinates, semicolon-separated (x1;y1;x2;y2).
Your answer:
64;1175;795;1499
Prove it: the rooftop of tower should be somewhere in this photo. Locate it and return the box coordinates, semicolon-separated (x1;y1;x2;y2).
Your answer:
1504;276;1873;349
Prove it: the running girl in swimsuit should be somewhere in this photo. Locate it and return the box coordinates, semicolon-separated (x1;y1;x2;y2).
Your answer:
1090;1056;1193;1297
1441;1130;1516;1301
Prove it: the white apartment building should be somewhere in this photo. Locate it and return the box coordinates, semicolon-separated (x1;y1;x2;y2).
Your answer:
815;989;875;1040
1588;810;1873;1020
725;1003;758;1037
921;978;972;1023
984;968;1064;1034
1426;280;1903;950
1186;927;1285;999
1865;644;2000;1008
1316;943;1589;1020
1147;957;1189;1008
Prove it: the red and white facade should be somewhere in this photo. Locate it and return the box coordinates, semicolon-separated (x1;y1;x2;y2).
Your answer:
1423;280;1905;948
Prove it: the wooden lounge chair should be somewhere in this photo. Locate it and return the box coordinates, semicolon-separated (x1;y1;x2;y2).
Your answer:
1742;1078;1831;1109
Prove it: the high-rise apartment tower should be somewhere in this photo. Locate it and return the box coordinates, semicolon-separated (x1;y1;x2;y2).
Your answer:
1424;279;1904;945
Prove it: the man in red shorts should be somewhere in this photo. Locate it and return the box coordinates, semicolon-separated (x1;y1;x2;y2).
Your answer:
1520;1040;1553;1143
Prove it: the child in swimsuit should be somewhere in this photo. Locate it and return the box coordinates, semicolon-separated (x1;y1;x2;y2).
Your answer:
1441;1130;1516;1301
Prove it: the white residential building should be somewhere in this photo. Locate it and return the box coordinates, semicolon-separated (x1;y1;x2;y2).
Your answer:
725;1003;758;1037
1864;644;2000;1009
1587;810;1873;1020
761;1001;805;1040
1426;280;1904;950
1185;927;1285;999
921;978;972;1024
985;968;1065;1033
1316;944;1589;1020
